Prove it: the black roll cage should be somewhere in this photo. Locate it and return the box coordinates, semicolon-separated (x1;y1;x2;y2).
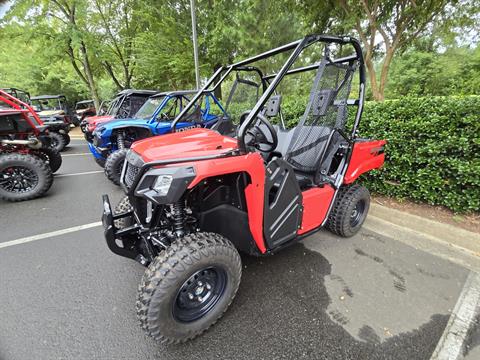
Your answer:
171;34;365;153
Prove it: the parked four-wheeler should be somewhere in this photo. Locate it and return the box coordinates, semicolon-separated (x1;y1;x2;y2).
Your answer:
101;35;386;343
75;99;96;123
91;90;232;185
0;90;62;201
81;89;157;142
31;95;74;151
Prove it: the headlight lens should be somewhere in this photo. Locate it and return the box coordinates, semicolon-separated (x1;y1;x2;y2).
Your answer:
152;175;173;195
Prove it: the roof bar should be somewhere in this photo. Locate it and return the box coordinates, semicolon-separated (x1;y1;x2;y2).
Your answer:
230;40;302;68
263;54;358;80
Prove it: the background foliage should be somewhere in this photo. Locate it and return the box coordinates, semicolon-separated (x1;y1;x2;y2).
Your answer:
279;95;480;212
1;0;478;103
0;0;479;212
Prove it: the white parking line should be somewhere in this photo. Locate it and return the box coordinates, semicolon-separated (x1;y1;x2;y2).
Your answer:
62;152;90;157
56;170;103;177
430;271;480;360
0;222;102;249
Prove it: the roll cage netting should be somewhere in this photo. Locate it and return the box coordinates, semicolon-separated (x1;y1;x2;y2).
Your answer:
171;35;365;156
284;55;357;173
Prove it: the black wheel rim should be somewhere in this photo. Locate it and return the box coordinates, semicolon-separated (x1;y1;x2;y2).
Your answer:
0;166;39;193
350;199;366;227
173;266;227;323
51;137;58;148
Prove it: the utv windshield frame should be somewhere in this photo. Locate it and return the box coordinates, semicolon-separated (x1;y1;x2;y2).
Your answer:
31;95;68;112
171;34;365;153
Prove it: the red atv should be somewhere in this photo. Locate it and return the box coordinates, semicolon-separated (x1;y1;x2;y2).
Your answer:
102;35;386;343
0;90;62;201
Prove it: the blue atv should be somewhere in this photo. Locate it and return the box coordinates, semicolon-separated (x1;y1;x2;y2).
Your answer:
88;90;234;185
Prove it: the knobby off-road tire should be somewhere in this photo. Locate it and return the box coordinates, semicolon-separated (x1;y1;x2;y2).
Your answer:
327;184;370;237
136;232;242;344
0;153;53;202
49;132;67;152
113;196;133;229
33;147;62;173
62;133;71;146
94;157;106;168
104;149;128;186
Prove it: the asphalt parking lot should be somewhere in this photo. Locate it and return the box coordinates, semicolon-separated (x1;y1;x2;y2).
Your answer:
1;139;479;360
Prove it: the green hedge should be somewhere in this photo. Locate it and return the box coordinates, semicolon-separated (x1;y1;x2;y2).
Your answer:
280;96;480;213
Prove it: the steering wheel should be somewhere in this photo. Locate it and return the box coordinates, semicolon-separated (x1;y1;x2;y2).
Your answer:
239;111;278;153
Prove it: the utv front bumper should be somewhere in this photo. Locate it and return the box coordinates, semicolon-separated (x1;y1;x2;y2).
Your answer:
101;194;141;260
88;142;109;160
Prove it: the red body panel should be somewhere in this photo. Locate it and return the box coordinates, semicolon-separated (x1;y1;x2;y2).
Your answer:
132;128;239;163
298;186;335;234
0;91;44;138
344;140;386;184
132;129;385;253
188;153;267;253
133;128;268;253
86;115;114;132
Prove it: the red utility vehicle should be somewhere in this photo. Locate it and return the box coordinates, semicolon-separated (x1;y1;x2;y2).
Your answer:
0;90;62;201
102;35;386;343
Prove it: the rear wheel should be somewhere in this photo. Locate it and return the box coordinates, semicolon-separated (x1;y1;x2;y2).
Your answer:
327;184;370;237
104;149;127;185
62;133;71;146
48;132;66;152
32;148;62;173
0;153;53;202
136;232;242;344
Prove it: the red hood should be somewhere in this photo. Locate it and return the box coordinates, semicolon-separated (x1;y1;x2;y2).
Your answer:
131;128;239;163
86;115;114;131
87;115;114;125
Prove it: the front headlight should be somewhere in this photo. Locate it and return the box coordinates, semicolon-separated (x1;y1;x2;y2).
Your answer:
134;166;196;204
152;175;173;196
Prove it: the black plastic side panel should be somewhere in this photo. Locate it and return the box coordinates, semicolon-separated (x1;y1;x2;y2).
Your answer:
263;158;302;249
198;204;260;256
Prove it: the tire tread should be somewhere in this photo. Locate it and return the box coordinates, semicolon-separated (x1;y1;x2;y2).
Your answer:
327;184;370;237
0;153;53;202
104;149;128;185
136;232;242;344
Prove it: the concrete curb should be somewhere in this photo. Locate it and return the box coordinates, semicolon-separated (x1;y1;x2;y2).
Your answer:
370;203;480;256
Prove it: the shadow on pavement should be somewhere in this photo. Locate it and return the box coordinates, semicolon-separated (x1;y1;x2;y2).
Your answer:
152;243;449;360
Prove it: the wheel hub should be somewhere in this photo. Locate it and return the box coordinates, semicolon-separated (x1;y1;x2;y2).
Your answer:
0;166;38;193
350;200;365;227
173;267;227;323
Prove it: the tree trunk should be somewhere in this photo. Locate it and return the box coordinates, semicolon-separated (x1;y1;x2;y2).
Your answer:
104;61;124;90
79;42;100;110
378;47;395;101
364;57;382;101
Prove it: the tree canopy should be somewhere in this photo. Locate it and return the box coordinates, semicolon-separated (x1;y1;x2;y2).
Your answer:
0;0;478;105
